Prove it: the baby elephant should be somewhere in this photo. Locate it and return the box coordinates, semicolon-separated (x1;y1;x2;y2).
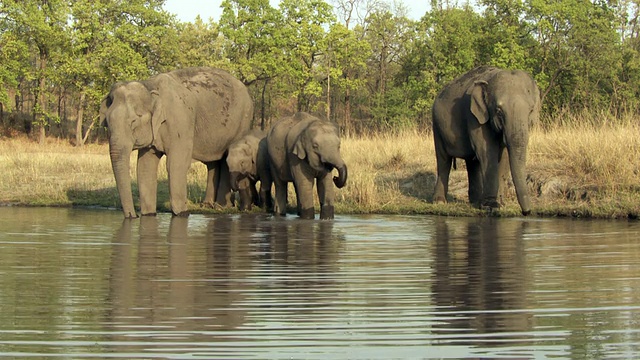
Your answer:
267;112;348;220
226;129;273;211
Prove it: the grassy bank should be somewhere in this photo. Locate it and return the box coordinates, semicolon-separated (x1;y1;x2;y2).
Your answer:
2;119;640;219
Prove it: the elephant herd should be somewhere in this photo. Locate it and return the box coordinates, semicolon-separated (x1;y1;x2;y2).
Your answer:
100;65;539;219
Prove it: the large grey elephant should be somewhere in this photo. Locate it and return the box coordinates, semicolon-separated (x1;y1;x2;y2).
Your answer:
267;112;348;220
100;67;253;218
431;66;540;215
226;129;273;211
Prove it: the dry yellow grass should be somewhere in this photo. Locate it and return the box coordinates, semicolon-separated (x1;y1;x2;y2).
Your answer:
2;117;640;218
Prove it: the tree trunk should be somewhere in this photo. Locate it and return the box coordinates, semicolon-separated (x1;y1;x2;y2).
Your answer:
76;92;86;146
36;49;48;144
260;79;268;130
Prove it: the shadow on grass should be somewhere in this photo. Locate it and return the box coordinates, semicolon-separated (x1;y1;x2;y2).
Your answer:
66;179;268;215
66;179;218;214
397;170;437;202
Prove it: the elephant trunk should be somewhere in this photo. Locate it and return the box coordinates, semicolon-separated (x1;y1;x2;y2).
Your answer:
333;163;348;189
508;144;531;216
109;144;138;218
229;171;243;192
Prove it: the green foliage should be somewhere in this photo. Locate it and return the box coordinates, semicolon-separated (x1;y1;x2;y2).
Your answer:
175;17;227;69
2;0;640;139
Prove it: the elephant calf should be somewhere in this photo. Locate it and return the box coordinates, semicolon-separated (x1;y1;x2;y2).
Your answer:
267;112;348;220
226;129;273;211
431;66;540;216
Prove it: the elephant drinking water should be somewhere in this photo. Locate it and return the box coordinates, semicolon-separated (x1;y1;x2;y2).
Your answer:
267;112;348;220
100;67;253;218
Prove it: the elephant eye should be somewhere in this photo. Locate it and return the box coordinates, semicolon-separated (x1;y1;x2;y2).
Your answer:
130;116;140;128
312;142;319;149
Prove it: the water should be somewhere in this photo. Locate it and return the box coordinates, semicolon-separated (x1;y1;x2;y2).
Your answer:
0;207;639;359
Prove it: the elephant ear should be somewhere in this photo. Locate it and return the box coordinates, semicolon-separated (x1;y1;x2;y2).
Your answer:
292;138;306;160
470;80;490;125
150;90;165;144
99;95;111;128
529;83;542;127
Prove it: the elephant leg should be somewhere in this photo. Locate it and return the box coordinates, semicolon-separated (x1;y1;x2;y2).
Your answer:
237;179;253;211
433;133;453;203
477;143;501;210
293;180;302;216
497;147;510;205
317;173;336;220
137;148;163;216
272;176;288;216
465;158;482;207
214;158;233;207
204;161;217;207
250;180;261;208
166;151;192;216
260;176;274;213
291;166;316;220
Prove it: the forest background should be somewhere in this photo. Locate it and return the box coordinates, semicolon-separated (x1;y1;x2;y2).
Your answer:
1;0;640;144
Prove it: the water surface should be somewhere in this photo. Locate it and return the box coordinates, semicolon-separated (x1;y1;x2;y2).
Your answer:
0;207;639;359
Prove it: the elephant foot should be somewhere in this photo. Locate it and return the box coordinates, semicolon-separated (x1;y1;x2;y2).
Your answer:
320;205;335;220
433;195;447;204
172;210;190;217
521;209;531;216
481;199;501;212
141;212;157;217
299;208;315;220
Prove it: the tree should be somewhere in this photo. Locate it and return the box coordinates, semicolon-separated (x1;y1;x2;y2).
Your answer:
175;16;227;69
3;0;70;143
0;23;29;121
279;0;335;112
478;0;532;70
526;0;622;112
363;7;415;130
398;1;483;128
220;0;287;125
323;23;370;130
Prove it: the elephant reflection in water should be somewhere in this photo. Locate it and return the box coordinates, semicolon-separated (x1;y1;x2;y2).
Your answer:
107;215;257;340
255;219;345;310
431;218;533;348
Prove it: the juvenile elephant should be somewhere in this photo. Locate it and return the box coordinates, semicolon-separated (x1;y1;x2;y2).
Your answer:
100;67;253;218
267;112;348;220
432;66;540;215
226;129;273;211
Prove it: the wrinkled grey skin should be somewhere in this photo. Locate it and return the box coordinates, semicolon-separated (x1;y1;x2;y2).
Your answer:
267;112;348;220
100;67;253;218
432;66;540;215
226;129;273;211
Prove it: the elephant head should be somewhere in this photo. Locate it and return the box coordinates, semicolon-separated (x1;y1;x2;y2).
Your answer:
292;120;348;188
469;70;540;215
226;142;255;192
100;81;164;218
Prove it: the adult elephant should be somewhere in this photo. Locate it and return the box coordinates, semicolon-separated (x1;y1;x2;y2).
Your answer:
100;67;253;218
267;112;347;220
431;66;540;215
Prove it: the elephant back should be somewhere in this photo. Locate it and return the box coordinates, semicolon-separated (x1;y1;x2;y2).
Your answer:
179;67;253;162
267;115;298;182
